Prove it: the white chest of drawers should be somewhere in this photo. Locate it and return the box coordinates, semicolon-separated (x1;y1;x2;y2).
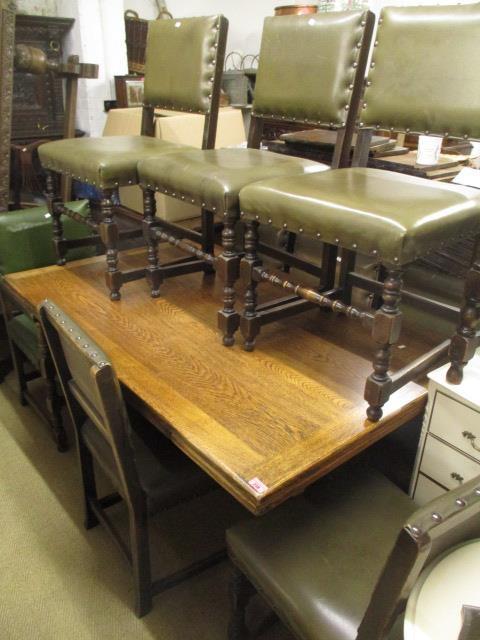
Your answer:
410;354;480;505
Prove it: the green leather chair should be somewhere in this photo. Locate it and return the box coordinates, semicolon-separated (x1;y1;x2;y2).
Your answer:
227;464;480;640
237;4;480;420
137;10;375;346
39;300;217;617
0;201;95;450
38;15;228;301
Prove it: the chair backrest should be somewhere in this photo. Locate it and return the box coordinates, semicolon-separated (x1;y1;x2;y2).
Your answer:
362;4;480;140
39;299;142;501
141;15;228;150
358;475;480;639
249;10;375;168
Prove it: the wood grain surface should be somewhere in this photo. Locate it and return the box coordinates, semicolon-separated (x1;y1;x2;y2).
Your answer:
3;248;432;514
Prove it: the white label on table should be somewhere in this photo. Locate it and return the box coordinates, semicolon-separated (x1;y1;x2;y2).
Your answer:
248;477;268;494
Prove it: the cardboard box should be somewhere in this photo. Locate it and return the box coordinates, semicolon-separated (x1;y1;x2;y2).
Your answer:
103;107;246;222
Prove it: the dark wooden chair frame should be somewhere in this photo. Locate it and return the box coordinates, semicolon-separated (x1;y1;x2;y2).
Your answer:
44;16;228;302
227;475;480;640
237;122;480;421
141;11;375;348
39;300;224;617
0;285;66;450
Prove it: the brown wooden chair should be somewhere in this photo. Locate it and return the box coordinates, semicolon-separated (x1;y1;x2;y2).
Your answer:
237;4;480;420
38;15;228;301
39;299;219;617
227;463;480;640
136;10;375;346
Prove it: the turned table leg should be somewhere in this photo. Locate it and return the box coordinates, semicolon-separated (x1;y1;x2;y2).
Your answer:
447;241;480;384
240;220;261;352
217;213;240;346
142;187;162;298
364;268;403;421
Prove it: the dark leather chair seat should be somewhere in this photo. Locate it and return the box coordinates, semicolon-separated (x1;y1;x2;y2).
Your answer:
39;136;193;189
138;148;327;215
227;466;413;640
7;314;39;366
82;419;213;513
239;167;480;265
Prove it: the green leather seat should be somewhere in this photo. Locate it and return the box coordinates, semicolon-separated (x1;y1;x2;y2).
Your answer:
82;419;212;514
39;136;192;189
138;148;326;215
227;466;412;640
239;167;480;265
7;313;39;366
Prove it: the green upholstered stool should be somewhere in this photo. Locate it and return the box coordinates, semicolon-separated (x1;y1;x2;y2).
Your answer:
238;4;480;420
227;466;480;640
137;9;375;346
0;201;95;450
38;15;228;301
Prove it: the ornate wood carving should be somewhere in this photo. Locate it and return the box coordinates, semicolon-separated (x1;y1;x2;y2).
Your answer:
0;1;16;211
12;14;74;142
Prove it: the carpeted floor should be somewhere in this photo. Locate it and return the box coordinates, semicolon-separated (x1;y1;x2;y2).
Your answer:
0;373;292;640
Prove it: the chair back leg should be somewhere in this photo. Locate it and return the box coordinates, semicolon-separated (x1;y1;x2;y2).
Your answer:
228;566;255;640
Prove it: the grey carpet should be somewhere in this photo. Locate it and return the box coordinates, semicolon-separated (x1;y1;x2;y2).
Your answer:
0;374;291;640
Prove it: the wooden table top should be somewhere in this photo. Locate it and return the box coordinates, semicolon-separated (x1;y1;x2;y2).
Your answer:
3;248;430;514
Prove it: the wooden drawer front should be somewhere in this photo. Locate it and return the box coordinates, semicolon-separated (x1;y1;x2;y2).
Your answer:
414;473;446;506
421;435;480;490
429;392;480;462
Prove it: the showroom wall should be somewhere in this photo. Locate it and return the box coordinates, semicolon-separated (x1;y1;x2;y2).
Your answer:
15;0;478;136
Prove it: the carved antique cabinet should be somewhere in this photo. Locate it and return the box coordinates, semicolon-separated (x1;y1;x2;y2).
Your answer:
0;0;16;211
12;14;73;143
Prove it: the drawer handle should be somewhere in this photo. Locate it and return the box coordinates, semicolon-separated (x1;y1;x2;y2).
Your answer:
451;472;464;484
462;431;480;453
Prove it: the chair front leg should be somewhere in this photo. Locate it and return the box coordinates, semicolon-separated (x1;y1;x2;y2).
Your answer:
217;213;241;346
364;268;403;421
228;567;255;640
129;500;153;618
142;187;162;298
240;220;261;352
99;189;122;301
46;170;66;266
447;241;480;384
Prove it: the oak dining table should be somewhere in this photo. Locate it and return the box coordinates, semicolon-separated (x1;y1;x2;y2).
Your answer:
1;247;430;514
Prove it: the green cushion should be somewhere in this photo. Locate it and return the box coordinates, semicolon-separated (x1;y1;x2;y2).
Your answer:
8;313;39;365
227;466;413;640
39;136;192;189
0;201;94;275
138;148;327;215
363;5;480;139
239;167;480;265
